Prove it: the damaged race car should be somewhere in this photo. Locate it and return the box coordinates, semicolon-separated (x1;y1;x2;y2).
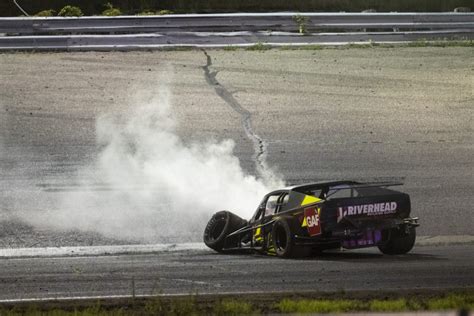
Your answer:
203;181;419;258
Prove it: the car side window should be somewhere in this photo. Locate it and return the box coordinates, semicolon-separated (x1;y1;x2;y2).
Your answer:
327;185;359;199
265;195;280;217
276;194;289;213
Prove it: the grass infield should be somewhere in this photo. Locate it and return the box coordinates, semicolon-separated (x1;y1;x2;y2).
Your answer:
1;290;473;315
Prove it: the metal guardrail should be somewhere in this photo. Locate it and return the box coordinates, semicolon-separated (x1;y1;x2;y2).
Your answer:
1;13;473;35
0;13;472;50
1;30;472;51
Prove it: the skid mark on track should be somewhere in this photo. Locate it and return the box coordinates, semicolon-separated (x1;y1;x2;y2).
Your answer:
201;50;267;175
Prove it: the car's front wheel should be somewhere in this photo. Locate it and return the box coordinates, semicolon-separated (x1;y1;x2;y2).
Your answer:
203;211;246;252
378;226;416;255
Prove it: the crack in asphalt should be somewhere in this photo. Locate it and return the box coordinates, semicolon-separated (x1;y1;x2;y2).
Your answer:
202;50;267;175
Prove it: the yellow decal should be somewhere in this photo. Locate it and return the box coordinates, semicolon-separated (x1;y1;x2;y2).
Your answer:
301;195;322;206
254;227;263;241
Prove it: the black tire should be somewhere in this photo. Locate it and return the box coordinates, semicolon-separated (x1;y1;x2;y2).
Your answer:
378;226;416;255
203;211;246;252
272;217;310;258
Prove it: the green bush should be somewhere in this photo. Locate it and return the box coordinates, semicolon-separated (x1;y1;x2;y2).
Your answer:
137;10;156;15
35;9;56;17
158;9;174;15
58;5;83;17
102;2;122;16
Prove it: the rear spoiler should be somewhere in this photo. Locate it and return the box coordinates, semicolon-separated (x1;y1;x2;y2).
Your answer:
334;182;404;189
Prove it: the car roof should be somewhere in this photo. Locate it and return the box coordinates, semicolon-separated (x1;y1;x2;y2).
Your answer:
269;180;403;197
284;180;359;192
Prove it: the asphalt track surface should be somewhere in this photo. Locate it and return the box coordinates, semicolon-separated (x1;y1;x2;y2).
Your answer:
0;245;473;301
0;47;472;300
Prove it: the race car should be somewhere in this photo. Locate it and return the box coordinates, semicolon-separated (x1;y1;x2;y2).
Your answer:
203;181;419;258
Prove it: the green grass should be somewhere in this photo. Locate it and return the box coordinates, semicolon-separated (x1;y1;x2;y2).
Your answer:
1;291;473;315
230;39;473;52
277;299;360;313
369;299;408;312
274;293;474;314
223;46;239;51
427;293;474;310
215;39;473;52
281;44;324;50
407;39;474;47
245;43;272;51
213;299;256;315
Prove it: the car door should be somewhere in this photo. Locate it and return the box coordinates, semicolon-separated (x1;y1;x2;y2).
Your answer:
252;192;287;246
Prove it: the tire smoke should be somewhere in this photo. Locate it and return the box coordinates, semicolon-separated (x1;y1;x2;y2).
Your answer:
22;88;284;243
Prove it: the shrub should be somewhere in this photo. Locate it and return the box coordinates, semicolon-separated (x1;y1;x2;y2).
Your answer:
137;10;156;15
293;14;309;34
102;2;122;16
35;9;56;17
158;10;173;15
454;7;471;12
58;5;83;17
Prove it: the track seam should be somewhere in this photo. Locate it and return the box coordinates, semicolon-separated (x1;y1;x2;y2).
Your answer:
201;49;267;175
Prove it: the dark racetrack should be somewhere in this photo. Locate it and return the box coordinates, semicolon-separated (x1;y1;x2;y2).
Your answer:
0;47;473;301
0;245;473;301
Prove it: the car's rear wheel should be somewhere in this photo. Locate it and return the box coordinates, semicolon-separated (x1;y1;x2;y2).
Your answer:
272;217;310;258
378;226;416;255
203;211;246;252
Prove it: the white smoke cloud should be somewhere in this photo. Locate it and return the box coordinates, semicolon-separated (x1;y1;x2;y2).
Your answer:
22;87;284;243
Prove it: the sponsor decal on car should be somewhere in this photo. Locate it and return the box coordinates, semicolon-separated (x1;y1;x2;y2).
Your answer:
342;230;382;249
304;207;321;236
337;202;397;222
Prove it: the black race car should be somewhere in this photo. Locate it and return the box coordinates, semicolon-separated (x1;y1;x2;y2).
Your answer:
203;181;419;258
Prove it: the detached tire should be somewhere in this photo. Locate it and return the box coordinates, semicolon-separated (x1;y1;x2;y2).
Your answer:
272;217;310;258
378;226;416;255
203;211;246;252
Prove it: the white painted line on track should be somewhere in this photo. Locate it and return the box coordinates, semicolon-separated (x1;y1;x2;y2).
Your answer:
0;236;472;259
416;235;474;246
0;242;207;258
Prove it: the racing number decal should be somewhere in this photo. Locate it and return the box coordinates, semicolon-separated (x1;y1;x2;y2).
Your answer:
304;207;321;236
